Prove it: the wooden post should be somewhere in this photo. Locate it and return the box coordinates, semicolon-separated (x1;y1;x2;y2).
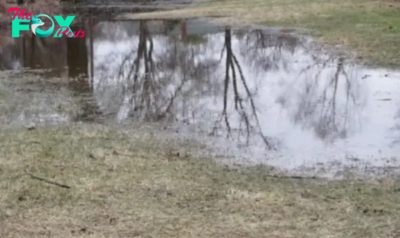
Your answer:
181;19;187;43
88;16;94;87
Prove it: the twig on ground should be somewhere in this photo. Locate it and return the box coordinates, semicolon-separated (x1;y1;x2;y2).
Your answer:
266;174;318;180
24;168;71;189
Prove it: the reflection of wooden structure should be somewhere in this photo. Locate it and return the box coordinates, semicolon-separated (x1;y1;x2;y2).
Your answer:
15;33;90;79
88;16;94;86
18;34;68;77
0;16;97;80
2;18;222;79
181;19;187;43
67;24;88;79
17;0;35;5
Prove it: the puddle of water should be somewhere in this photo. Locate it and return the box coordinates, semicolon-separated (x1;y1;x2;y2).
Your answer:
1;18;400;178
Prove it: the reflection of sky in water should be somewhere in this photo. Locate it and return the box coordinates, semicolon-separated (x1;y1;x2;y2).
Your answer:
93;22;400;176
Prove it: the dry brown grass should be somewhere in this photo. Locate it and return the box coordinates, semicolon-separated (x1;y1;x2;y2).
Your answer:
1;124;400;238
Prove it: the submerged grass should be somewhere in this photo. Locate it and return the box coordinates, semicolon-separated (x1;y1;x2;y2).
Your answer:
1;125;400;237
122;0;400;67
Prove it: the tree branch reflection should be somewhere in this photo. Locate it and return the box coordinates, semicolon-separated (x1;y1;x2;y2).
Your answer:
277;56;364;142
96;20;219;123
238;29;303;72
212;27;275;150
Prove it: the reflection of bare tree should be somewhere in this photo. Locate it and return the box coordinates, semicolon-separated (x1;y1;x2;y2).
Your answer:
96;20;218;122
213;27;274;150
93;20;153;120
100;24;276;149
239;29;303;72
122;20;171;120
155;36;219;121
277;57;364;142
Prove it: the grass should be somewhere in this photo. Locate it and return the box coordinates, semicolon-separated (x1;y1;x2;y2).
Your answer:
1;124;400;237
266;6;400;67
1;2;400;237
121;0;400;68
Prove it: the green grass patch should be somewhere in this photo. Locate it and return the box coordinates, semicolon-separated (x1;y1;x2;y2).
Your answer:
265;6;400;67
187;35;208;45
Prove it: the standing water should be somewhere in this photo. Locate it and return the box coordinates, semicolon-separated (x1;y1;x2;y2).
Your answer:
1;18;400;179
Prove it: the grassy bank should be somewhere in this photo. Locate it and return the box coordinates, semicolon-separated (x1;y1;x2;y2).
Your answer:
0;125;400;238
267;6;400;67
122;0;400;67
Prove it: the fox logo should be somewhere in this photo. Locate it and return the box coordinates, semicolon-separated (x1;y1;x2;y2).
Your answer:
31;14;54;38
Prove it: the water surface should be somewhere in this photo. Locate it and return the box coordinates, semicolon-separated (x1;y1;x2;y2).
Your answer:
2;18;400;178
